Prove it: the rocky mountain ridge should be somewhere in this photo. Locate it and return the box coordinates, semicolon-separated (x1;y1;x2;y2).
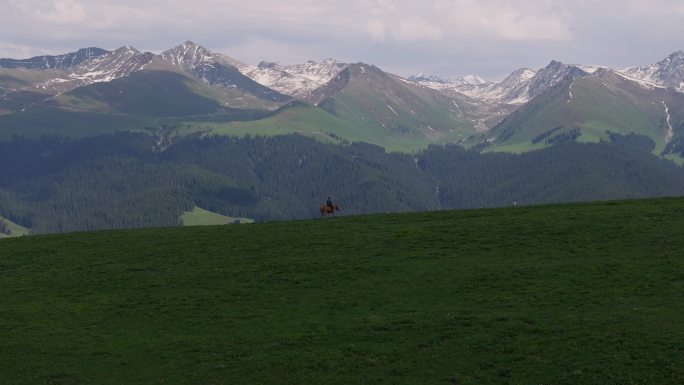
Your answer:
1;43;683;157
0;47;108;70
411;51;684;106
622;50;684;92
237;58;346;98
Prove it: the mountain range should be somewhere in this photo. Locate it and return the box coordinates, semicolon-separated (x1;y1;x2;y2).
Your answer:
1;41;683;157
3;41;684;235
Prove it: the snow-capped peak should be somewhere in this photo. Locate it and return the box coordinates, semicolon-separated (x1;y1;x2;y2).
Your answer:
576;65;604;74
158;41;248;79
33;45;154;92
410;61;589;106
462;74;488;85
619;50;684;92
238;58;347;97
161;41;217;69
408;73;492;86
408;73;449;83
0;47;109;70
407;73;495;99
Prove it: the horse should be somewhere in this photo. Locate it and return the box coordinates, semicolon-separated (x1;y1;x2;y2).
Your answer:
320;204;340;216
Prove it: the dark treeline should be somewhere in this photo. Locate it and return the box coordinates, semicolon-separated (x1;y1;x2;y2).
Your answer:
421;134;684;208
1;133;684;234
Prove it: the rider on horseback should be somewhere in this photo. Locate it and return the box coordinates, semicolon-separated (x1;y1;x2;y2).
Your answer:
321;196;339;216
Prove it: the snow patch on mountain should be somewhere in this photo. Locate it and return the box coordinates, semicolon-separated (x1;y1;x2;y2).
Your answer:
567;78;574;102
410;61;589;105
481;68;536;104
663;101;674;143
407;73;495;100
620;50;684;92
238;58;346;97
160;41;221;71
36;41;262;93
613;70;663;90
71;46;152;82
38;46;153;89
463;74;489;85
577;65;604;74
410;67;539;104
0;47;108;70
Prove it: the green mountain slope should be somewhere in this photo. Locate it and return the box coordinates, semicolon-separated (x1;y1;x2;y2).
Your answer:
485;70;684;155
316;64;476;141
191;64;480;151
1;197;683;384
46;70;225;116
0;69;61;114
0;105;155;140
0;70;282;140
192;100;464;151
0;61;483;151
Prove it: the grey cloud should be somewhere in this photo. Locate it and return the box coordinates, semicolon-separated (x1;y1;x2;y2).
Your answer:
0;0;682;79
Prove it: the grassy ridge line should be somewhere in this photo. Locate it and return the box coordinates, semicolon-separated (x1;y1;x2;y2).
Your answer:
1;198;683;384
180;206;254;226
0;215;30;237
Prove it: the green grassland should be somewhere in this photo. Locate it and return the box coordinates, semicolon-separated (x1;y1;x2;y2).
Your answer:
48;71;225;117
0;105;156;140
1;197;682;384
184;102;349;142
0;69;284;140
180;206;254;226
194;85;474;152
183;102;405;149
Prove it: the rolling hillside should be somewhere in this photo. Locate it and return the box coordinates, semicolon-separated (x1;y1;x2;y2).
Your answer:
1;197;682;384
201;63;482;151
484;69;684;155
314;63;475;140
47;70;225;116
0;215;29;238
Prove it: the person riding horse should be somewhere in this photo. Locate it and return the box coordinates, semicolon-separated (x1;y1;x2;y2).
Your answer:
320;196;339;216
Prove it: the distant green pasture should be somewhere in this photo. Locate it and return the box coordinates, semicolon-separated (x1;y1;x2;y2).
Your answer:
180;206;254;226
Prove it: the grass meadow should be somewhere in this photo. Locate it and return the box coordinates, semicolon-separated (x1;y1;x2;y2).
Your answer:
1;198;682;384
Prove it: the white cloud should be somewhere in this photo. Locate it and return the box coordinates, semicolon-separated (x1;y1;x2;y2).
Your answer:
626;0;684;15
8;0;85;23
435;0;573;41
0;41;59;58
217;35;336;66
1;1;572;45
395;17;443;41
367;19;387;42
0;0;682;77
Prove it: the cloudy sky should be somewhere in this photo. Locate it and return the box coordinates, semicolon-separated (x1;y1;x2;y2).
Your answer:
2;0;684;79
